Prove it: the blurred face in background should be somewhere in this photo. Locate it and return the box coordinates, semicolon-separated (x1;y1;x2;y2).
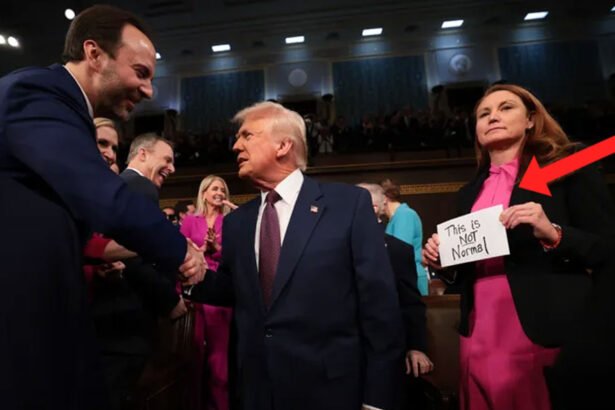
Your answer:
141;140;175;188
96;125;119;166
202;179;227;211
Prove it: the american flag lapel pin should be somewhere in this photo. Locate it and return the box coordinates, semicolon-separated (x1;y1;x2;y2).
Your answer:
310;205;319;213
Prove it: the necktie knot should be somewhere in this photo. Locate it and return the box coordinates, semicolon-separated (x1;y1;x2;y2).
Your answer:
266;190;281;205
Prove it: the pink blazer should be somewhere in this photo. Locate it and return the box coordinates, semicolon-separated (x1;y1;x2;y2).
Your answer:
180;213;224;271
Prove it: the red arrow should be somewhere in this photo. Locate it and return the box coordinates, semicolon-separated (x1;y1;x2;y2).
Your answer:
519;135;615;196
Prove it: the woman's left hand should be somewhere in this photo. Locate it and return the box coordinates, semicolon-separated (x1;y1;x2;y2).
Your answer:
499;202;559;243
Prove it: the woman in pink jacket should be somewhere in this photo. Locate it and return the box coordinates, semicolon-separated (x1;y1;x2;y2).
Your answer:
181;175;236;410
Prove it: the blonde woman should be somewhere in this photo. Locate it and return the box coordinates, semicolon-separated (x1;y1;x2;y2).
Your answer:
94;117;119;167
180;175;236;410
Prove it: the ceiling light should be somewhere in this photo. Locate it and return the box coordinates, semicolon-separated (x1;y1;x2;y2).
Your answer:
0;35;5;45
611;5;615;12
212;44;231;52
7;36;19;48
65;8;75;20
524;11;549;21
155;52;161;60
362;27;383;37
285;36;305;44
441;20;464;29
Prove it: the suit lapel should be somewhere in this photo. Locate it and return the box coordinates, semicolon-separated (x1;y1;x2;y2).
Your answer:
509;179;534;207
459;169;489;214
50;64;95;136
270;177;324;309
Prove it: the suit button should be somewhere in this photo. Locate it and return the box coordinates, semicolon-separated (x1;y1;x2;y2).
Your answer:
265;328;273;338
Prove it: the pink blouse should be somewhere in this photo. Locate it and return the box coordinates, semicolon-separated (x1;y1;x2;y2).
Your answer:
180;213;224;271
472;158;519;277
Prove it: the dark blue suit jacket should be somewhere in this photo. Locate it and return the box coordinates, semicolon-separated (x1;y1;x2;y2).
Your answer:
0;64;186;409
91;169;180;357
189;176;404;410
384;233;427;352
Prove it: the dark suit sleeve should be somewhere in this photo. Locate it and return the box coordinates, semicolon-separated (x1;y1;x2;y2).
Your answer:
121;172;159;204
122;257;180;316
117;172;181;315
547;165;615;408
4;74;186;271
351;190;404;409
183;213;235;306
389;239;427;352
554;163;615;274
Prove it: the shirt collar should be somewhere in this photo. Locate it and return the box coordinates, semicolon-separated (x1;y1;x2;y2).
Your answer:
489;157;519;178
260;168;303;206
127;167;145;177
63;65;94;118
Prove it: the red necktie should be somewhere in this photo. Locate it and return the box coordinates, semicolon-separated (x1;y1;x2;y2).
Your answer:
259;190;281;307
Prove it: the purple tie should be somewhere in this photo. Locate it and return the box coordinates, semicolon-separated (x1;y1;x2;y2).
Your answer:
259;190;281;307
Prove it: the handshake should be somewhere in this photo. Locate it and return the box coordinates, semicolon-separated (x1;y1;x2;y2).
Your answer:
178;238;208;285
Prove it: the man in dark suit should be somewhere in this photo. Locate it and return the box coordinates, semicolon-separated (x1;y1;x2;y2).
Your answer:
356;183;434;410
356;183;433;377
91;133;187;409
186;101;404;410
0;6;204;409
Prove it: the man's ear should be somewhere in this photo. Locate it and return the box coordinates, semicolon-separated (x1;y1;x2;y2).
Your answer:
83;40;105;70
275;138;293;159
137;147;148;162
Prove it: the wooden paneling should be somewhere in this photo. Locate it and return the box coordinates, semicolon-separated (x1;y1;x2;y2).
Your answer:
159;153;615;241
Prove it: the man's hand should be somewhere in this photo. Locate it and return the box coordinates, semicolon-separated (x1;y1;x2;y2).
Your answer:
94;261;125;279
405;350;434;377
179;238;207;285
169;297;188;320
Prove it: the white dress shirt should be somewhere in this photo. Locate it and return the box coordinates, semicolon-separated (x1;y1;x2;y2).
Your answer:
126;167;145;177
254;168;303;268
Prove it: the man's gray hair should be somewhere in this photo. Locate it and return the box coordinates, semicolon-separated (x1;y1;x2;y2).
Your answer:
126;133;173;164
233;101;308;171
356;182;386;215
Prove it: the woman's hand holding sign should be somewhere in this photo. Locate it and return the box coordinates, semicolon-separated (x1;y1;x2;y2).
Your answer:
499;202;559;244
422;233;442;270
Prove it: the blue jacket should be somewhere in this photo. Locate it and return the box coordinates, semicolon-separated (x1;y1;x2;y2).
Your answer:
0;64;186;409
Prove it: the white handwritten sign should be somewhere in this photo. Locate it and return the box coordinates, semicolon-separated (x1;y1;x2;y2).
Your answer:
437;205;510;268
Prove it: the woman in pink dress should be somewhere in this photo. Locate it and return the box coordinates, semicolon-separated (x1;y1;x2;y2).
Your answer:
422;84;615;410
181;175;236;410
